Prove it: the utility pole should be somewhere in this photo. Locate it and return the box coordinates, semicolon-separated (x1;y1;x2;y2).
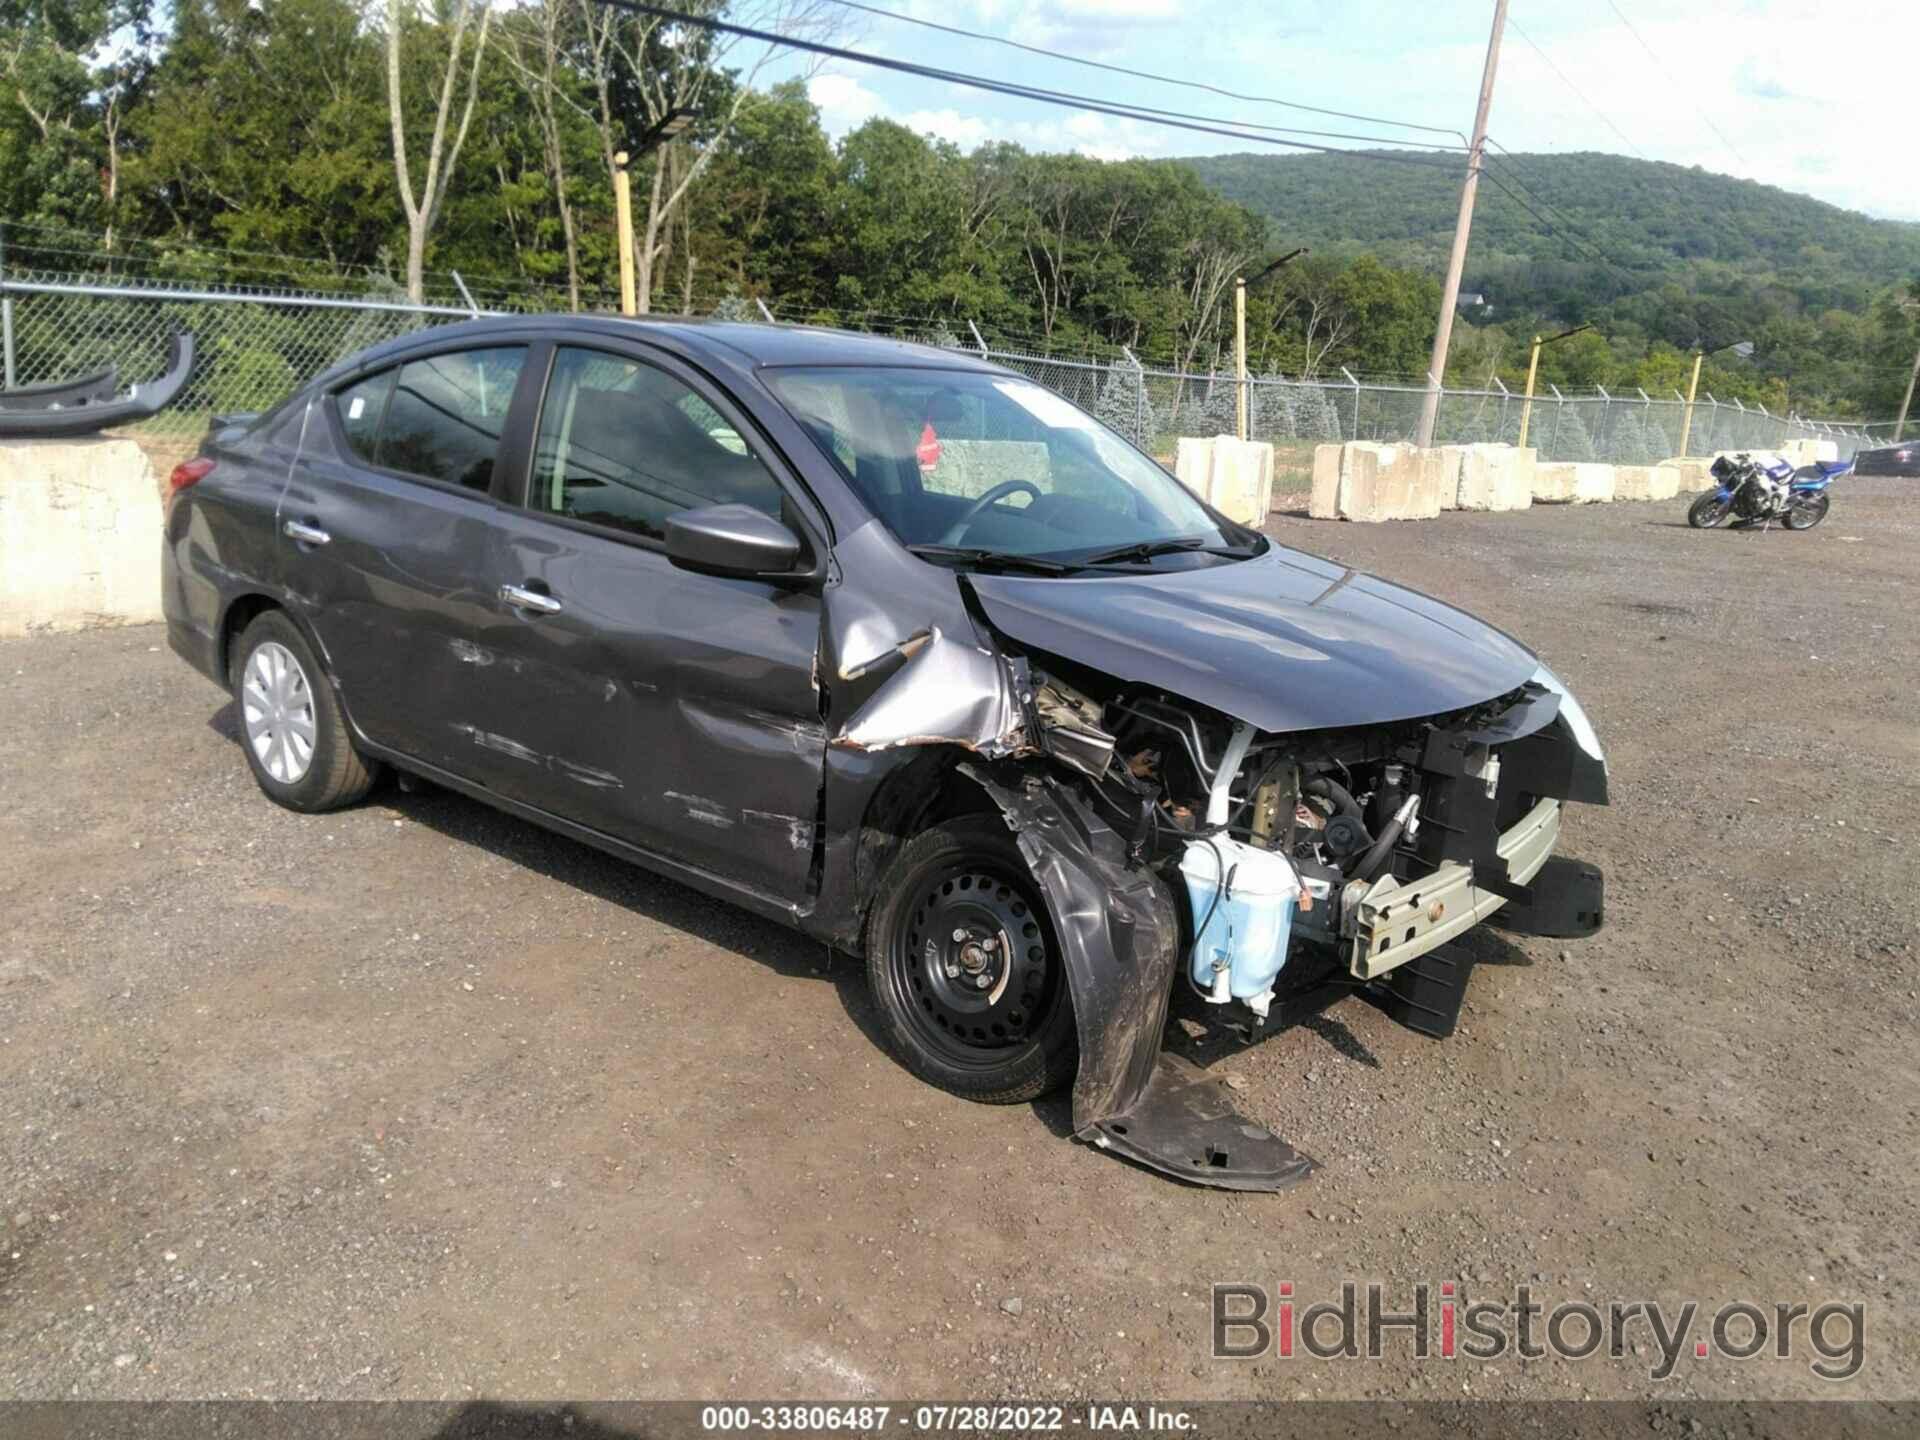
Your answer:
1416;0;1508;450
1895;344;1920;443
1234;276;1248;441
614;151;637;317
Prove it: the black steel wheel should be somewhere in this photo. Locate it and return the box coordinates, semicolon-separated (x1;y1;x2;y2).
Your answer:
1784;493;1830;530
1687;493;1732;529
864;817;1076;1104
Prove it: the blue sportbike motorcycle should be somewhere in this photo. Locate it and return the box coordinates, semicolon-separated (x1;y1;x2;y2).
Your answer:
1688;451;1846;531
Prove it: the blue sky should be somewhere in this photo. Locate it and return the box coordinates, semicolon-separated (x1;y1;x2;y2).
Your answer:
750;0;1919;222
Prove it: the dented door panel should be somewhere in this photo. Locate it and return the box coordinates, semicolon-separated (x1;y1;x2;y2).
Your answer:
476;509;826;897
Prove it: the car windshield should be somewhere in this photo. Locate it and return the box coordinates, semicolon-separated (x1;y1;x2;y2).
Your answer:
763;366;1249;565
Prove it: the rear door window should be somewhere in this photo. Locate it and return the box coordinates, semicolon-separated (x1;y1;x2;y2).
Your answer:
332;347;526;492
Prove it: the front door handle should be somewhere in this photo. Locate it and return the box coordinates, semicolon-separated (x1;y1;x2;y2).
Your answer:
284;519;331;546
500;583;562;615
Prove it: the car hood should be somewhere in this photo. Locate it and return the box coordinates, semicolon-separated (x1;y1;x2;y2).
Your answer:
968;544;1541;734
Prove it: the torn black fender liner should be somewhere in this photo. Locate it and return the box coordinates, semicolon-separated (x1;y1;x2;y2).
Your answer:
1097;1052;1315;1192
958;762;1315;1192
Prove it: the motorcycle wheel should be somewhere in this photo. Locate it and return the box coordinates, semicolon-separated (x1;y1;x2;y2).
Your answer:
1687;494;1733;529
1784;493;1830;530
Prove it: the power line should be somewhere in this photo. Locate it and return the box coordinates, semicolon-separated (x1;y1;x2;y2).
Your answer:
1598;0;1752;170
599;0;1466;172
817;0;1468;144
1507;16;1649;160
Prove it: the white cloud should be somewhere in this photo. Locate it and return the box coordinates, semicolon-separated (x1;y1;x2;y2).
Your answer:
1458;1;1920;220
807;72;887;130
899;109;995;147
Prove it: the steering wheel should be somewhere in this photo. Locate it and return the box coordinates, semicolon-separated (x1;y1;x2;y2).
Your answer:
936;480;1043;547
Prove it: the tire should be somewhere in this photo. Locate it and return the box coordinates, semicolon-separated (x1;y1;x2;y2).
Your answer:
1784;493;1830;530
864;817;1077;1105
1687;493;1732;529
229;609;378;813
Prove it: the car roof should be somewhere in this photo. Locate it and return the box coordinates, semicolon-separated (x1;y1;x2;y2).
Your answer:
325;314;1006;381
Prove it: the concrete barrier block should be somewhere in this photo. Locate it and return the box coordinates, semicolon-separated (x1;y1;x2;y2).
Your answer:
1206;437;1276;526
1781;437;1839;467
1534;461;1615;504
1613;464;1668;501
1309;443;1344;518
1342;443;1442;522
1661;457;1715;491
1455;443;1534;512
1;439;163;637
1435;445;1471;510
1174;437;1214;502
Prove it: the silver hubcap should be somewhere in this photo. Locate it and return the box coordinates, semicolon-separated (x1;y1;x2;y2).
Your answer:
242;641;317;785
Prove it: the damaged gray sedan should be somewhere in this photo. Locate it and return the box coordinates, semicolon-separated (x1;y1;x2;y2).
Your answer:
162;318;1607;1190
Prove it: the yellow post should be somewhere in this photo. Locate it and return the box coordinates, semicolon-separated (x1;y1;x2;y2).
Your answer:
1234;276;1248;442
614;150;637;318
1678;349;1706;457
1517;334;1543;449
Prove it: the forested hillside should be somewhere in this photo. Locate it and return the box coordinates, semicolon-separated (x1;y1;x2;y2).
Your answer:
1187;151;1920;416
1;0;1913;418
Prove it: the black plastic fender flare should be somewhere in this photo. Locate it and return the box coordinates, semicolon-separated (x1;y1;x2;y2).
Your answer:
0;332;194;439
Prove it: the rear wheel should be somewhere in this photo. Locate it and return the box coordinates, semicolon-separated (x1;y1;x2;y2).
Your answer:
230;609;378;812
1784;492;1830;530
1687;493;1732;529
864;817;1076;1104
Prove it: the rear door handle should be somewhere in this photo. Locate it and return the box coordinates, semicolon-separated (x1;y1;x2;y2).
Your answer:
500;583;562;615
284;519;331;546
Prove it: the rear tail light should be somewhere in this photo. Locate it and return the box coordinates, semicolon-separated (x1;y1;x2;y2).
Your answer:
167;457;216;497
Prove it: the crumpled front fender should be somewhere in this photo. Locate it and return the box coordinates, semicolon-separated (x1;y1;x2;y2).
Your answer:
958;762;1314;1191
957;763;1175;1129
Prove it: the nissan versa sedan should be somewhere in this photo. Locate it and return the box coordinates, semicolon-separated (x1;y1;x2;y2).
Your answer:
162;317;1608;1190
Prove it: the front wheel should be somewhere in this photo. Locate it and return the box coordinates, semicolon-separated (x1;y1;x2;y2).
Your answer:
1784;492;1831;530
864;817;1077;1104
1687;493;1733;529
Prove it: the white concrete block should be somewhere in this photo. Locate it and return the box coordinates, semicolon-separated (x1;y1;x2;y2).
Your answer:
1435;445;1471;510
0;439;163;637
1661;457;1716;491
1612;464;1678;501
1455;444;1535;512
1534;461;1615;504
1174;437;1215;502
1309;443;1345;519
1205;436;1275;526
1782;437;1839;466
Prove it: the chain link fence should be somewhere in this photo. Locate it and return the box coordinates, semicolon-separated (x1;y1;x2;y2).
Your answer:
0;272;1899;460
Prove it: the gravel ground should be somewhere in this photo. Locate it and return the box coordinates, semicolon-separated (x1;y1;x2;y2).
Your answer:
1;482;1915;1402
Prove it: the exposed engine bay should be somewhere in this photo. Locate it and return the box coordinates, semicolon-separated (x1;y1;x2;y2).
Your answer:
1028;660;1607;1026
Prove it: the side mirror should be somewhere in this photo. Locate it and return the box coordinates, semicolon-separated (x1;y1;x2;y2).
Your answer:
665;503;802;579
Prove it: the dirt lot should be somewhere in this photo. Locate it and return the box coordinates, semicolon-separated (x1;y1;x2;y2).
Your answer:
2;483;1915;1402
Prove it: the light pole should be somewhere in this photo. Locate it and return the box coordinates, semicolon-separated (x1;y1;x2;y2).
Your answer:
1234;248;1308;441
614;108;697;318
1678;338;1753;458
1517;323;1591;450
